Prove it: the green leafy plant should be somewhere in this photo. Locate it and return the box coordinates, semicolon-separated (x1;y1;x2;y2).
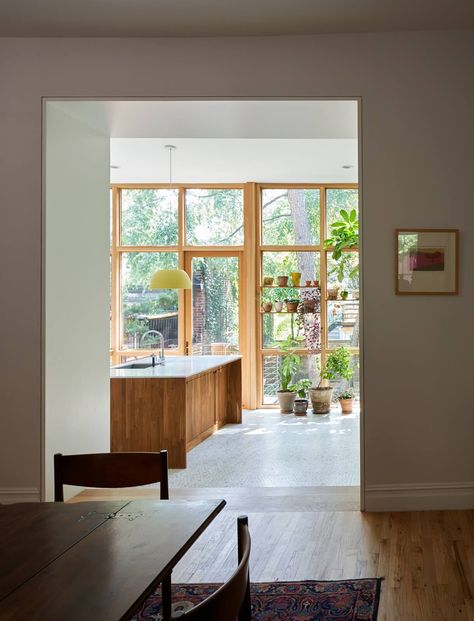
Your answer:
338;388;354;400
324;209;359;283
321;346;353;382
278;337;301;392
294;378;312;399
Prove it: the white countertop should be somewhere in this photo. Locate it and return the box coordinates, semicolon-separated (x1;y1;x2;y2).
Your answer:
110;355;241;379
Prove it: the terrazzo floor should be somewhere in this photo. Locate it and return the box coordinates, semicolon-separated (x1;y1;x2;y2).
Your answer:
169;407;360;487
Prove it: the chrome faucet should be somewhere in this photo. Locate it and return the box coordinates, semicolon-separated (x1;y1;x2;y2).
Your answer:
140;330;165;366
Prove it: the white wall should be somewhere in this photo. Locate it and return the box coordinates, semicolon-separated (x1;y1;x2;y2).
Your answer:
0;31;473;509
44;104;110;501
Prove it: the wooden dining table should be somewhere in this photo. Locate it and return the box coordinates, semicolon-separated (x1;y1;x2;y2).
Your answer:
0;498;226;621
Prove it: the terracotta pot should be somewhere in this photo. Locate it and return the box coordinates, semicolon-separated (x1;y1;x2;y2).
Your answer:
305;280;312;287
327;287;339;300
277;390;296;413
262;302;272;312
291;271;301;286
309;386;333;414
303;300;316;313
293;398;308;415
286;301;299;312
277;275;289;287
274;301;283;312
263;276;274;286
339;397;353;414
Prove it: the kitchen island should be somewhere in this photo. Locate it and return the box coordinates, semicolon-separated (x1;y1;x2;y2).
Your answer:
110;355;241;468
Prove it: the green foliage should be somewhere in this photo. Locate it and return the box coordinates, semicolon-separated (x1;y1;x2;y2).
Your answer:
322;347;353;382
338;388;354;400
294;378;312;398
324;207;359;284
278;337;301;392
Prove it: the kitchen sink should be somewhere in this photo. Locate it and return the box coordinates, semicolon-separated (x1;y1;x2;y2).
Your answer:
118;362;153;369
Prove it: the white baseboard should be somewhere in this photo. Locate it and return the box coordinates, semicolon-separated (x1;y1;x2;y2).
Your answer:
365;482;474;511
0;488;41;503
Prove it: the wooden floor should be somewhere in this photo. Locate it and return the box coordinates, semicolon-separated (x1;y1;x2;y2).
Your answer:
74;487;474;620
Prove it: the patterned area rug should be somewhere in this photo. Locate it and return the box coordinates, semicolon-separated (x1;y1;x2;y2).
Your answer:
134;579;381;620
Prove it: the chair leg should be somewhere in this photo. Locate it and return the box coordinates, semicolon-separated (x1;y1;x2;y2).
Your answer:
162;572;172;621
238;571;251;621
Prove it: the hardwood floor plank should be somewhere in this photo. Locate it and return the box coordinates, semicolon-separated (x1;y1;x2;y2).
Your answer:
71;489;474;619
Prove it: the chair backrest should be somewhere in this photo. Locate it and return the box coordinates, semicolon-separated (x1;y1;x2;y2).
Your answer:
173;515;251;621
54;451;169;502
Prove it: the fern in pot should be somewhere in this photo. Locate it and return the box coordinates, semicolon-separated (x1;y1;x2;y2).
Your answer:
310;346;353;414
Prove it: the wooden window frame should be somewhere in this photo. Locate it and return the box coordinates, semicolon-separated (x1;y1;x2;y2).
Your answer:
110;182;358;409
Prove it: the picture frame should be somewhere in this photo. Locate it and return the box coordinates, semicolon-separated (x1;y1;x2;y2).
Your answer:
395;229;459;295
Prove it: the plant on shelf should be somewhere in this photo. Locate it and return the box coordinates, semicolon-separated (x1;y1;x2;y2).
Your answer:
340;289;349;300
277;337;301;413
293;378;312;415
285;293;300;313
337;387;354;414
273;288;286;312
310;346;353;415
261;290;273;313
324;208;359;284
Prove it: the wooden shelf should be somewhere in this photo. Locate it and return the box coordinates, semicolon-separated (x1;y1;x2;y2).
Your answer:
326;298;359;302
260;284;320;289
260;311;319;315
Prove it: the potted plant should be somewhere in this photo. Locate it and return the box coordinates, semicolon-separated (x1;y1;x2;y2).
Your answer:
310;346;353;414
327;285;339;300
277;275;289;287
285;296;300;312
293;379;312;415
277;339;300;413
261;291;273;312
273;288;285;312
338;388;354;414
263;276;274;285
340;289;349;300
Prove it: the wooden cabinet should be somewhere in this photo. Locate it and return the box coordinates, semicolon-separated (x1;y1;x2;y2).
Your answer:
111;358;242;468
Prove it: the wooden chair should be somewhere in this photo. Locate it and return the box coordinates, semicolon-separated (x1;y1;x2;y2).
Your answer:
173;515;252;621
53;450;169;502
54;450;171;615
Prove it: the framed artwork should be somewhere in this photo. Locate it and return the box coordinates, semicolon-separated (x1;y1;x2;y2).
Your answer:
396;229;459;295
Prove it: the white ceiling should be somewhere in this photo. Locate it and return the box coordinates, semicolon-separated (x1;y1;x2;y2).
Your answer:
51;100;358;139
50;100;358;183
110;138;358;183
1;0;473;36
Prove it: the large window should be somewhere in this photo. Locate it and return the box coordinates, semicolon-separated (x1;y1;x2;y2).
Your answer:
110;183;358;408
257;185;359;405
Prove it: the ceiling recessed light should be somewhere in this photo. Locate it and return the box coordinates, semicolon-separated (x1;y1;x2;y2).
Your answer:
342;164;354;169
110;165;120;169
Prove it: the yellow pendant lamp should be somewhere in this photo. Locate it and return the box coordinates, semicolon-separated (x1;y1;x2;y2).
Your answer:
150;268;191;290
149;145;191;291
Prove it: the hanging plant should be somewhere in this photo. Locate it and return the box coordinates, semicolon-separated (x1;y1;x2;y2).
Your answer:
296;288;321;353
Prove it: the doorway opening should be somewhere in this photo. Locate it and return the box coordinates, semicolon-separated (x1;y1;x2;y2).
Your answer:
44;98;361;508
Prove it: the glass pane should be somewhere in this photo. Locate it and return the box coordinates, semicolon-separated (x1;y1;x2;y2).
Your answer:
121;252;179;350
191;256;239;354
326;251;359;349
262;354;321;405
326;251;359;291
262;304;321;352
326;188;358;236
262;251;320;284
186;189;244;245
121;189;179;246
261;188;320;245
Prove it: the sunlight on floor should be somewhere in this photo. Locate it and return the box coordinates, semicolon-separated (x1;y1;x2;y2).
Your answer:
169;407;360;488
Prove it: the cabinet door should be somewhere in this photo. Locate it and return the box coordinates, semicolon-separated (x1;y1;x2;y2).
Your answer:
186;371;216;443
